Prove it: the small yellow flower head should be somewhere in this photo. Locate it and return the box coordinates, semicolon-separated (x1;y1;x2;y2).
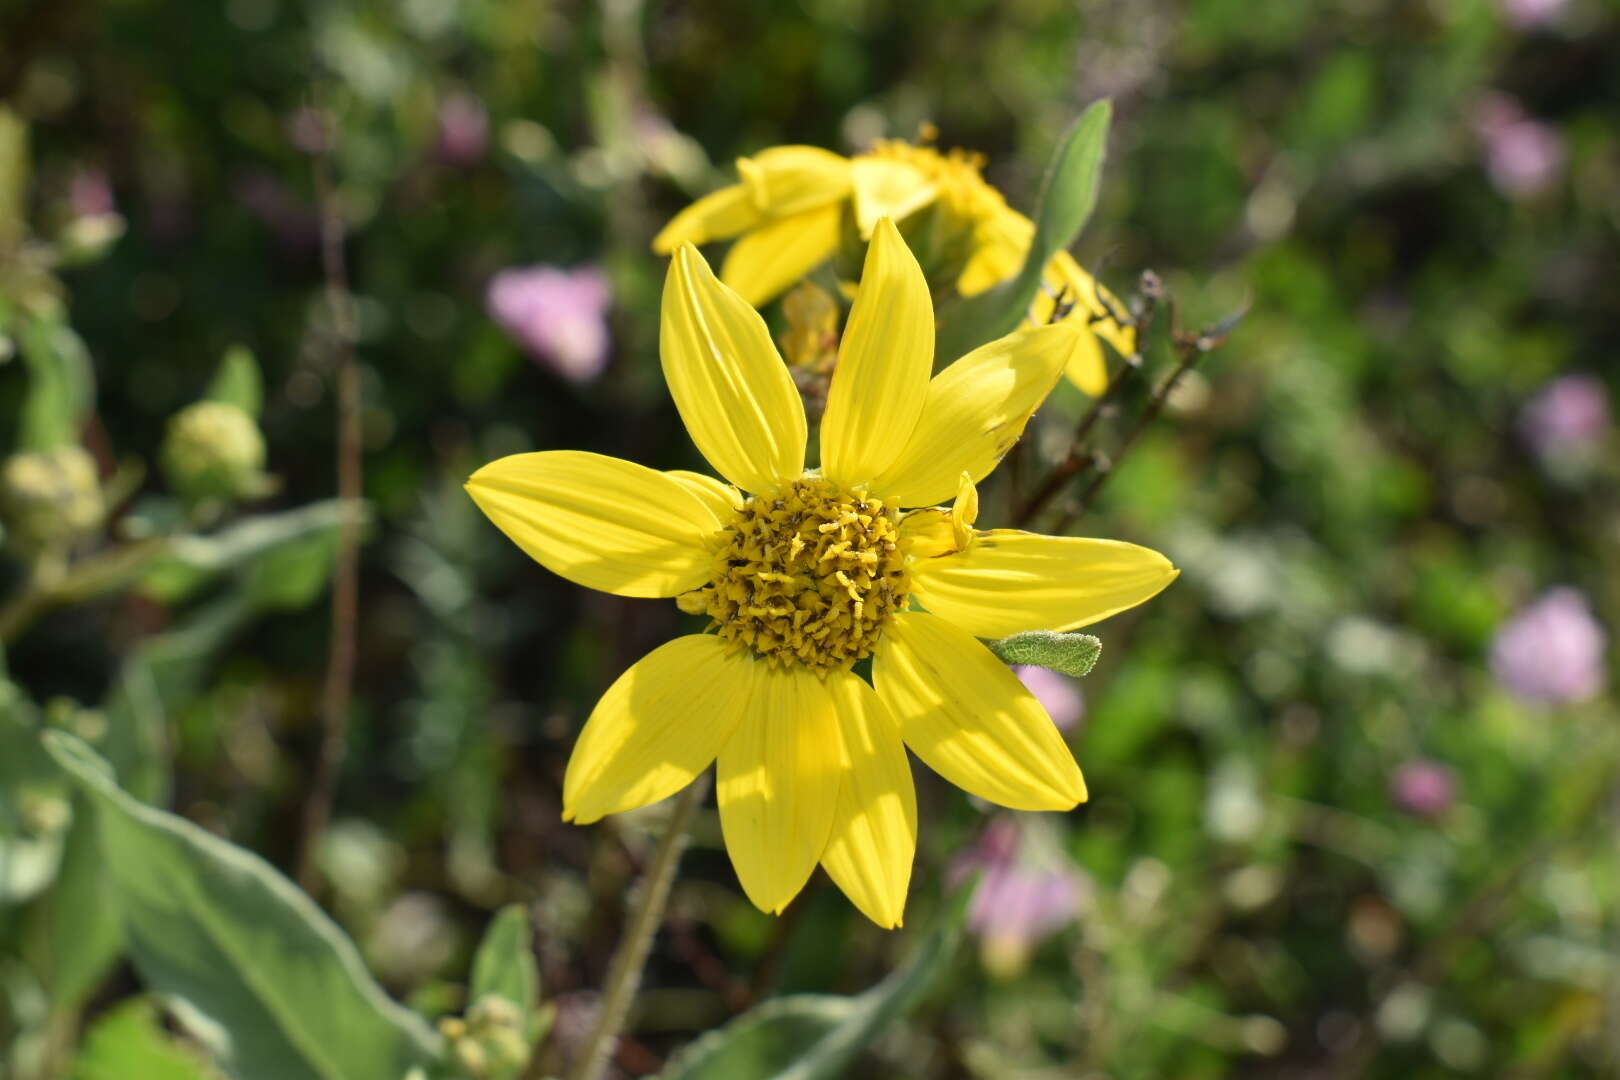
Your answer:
468;221;1177;928
161;400;267;502
0;444;103;551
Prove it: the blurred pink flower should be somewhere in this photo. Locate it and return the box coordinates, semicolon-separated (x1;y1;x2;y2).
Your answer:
1489;588;1607;705
1473;95;1566;199
1501;0;1565;28
1520;374;1609;461
486;266;612;384
1390;760;1455;818
1014;665;1085;732
69;168;116;218
950;817;1086;977
436;92;488;169
286;106;334;156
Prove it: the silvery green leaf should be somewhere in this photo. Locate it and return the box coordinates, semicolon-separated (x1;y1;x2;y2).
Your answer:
986;630;1102;677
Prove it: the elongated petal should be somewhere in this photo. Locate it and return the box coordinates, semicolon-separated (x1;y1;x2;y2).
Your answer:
666;469;742;523
1064;326;1107;396
820;670;916;929
872;321;1079;508
662;245;807;493
820;219;933;489
910;529;1178;639
957;209;1034;297
717;662;842;913
563;635;749;824
653;184;762;253
467;450;720;597
721;203;843;307
1038;251;1136;360
850;158;937;238
874;612;1085;811
898;507;957;560
737;146;853;217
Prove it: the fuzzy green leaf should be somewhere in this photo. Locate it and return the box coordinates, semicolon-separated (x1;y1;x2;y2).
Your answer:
469;904;542;1037
986;630;1103;677
43;733;442;1080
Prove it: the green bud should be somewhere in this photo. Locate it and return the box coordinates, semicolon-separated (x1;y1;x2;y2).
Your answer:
161;400;268;502
0;444;103;550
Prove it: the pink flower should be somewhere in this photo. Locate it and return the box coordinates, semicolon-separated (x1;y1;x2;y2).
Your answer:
436;92;488;169
1014;665;1085;732
69;168;116;218
1489;588;1607;705
1501;0;1565;28
1390;760;1455;818
486;265;612;384
1520;374;1609;462
951;817;1087;977
1473;96;1566;199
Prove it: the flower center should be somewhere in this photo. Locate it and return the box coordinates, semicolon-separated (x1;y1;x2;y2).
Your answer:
679;477;910;671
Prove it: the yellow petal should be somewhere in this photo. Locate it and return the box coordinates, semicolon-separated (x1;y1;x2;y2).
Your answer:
666;469;742;522
850;157;937;237
720;202;844;307
951;472;979;552
871;321;1079;508
874;612;1085;811
737;146;853;217
653;184;762;253
662;245;808;493
957;209;1034;297
563;635;750;824
1064;326;1107;397
1039;251;1136;360
717;661;842;913
820;218;933;489
466;450;720;598
820;669;916;929
910;529;1178;639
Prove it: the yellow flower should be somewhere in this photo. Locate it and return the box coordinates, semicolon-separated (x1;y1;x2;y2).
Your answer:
467;221;1176;928
652;139;1135;395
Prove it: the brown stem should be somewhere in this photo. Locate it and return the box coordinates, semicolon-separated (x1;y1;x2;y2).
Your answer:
298;102;363;894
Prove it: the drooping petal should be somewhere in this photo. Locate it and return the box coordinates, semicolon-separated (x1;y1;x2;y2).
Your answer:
717;661;842;913
957;209;1034;297
661;245;808;493
910;529;1178;639
874;612;1085;811
820;218;934;489
1063;326;1107;397
1038;251;1136;360
666;469;742;522
850;157;938;238
820;670;917;929
466;450;721;597
871;321;1079;508
563;635;750;824
898;507;957;560
653;184;762;253
721;202;844;307
737;146;853;217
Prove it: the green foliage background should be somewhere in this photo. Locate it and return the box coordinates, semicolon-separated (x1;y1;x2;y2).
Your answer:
2;0;1618;1076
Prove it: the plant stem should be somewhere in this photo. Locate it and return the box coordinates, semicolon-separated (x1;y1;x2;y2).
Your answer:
0;538;170;645
555;779;706;1080
298;100;363;894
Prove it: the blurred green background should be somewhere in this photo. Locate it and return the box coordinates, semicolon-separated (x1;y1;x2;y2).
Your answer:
2;0;1617;1076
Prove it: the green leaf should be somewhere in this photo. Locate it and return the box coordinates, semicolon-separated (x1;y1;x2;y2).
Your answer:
0;105;27;249
935;100;1113;361
19;801;124;1013
42;733;442;1080
986;630;1102;677
205;346;264;418
72;997;220;1080
16;318;96;452
469;904;541;1036
659;890;968;1080
139;499;362;606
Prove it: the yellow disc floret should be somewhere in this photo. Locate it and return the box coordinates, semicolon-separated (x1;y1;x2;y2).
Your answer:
679;477;909;672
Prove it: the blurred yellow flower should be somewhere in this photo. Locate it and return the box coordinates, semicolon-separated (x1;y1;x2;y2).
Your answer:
652;139;1136;395
468;221;1176;928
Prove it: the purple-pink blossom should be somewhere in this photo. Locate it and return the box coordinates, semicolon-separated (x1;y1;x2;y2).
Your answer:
1473;95;1566;199
1489;588;1607;705
1014;665;1085;732
1500;0;1565;28
1390;760;1456;819
1520;374;1609;461
436;92;489;169
486;266;613;384
951;817;1086;977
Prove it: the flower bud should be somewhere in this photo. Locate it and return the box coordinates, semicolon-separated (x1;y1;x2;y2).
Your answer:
161;401;268;502
0;444;103;550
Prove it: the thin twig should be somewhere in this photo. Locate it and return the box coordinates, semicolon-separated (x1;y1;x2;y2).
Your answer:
551;779;707;1080
298;100;363;893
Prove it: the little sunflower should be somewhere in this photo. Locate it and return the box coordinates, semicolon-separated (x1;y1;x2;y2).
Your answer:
467;220;1177;928
651;139;1135;396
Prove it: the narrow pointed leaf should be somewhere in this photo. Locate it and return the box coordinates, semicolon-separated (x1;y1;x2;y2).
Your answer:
986;630;1103;677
